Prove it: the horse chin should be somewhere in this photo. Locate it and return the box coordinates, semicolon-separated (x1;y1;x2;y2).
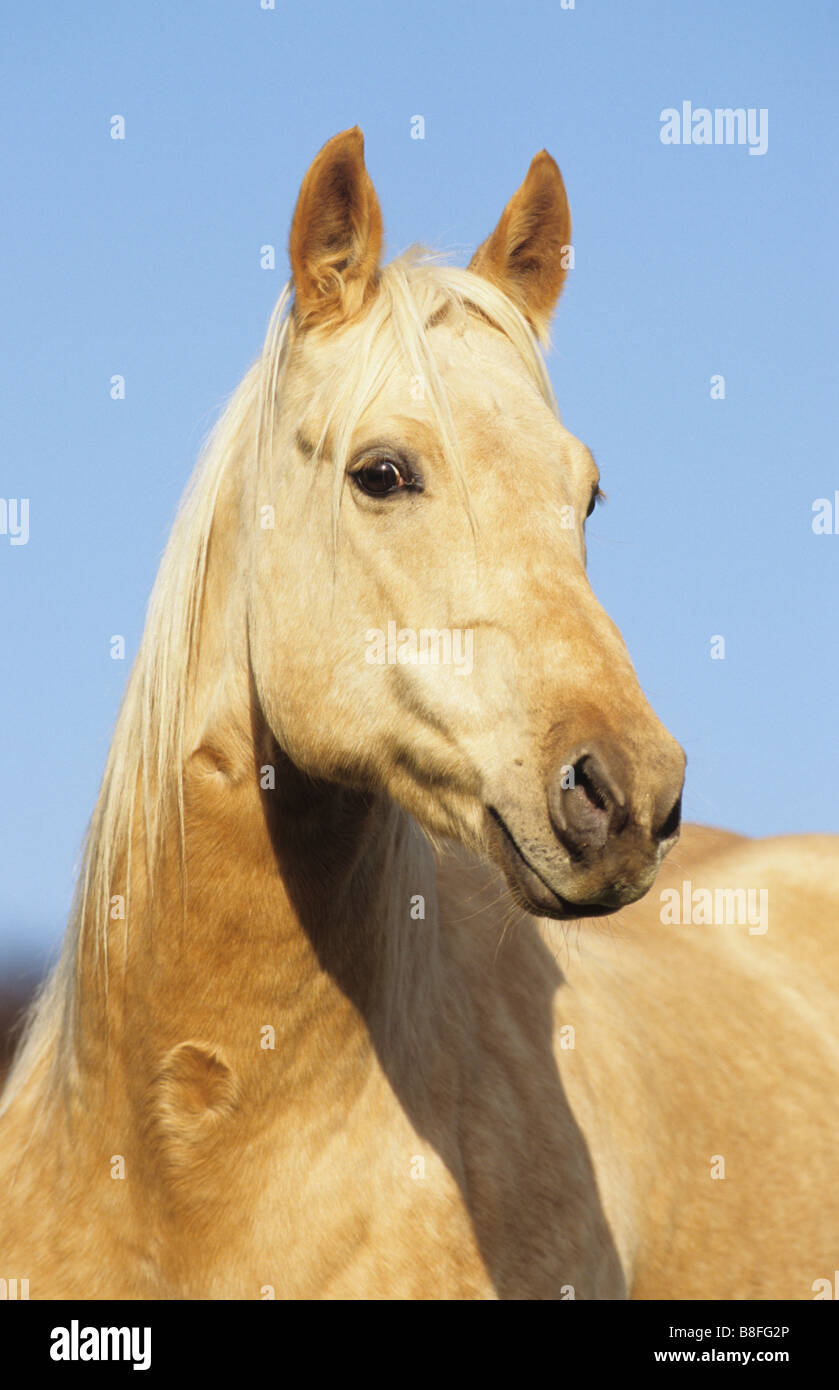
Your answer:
486;805;652;922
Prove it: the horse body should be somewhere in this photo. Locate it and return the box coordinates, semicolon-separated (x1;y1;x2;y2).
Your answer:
3;810;838;1300
2;129;837;1300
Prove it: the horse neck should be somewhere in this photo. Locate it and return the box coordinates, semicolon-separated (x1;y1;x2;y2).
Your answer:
69;457;447;1127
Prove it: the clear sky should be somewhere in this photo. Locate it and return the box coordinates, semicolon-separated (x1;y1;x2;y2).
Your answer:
1;0;837;962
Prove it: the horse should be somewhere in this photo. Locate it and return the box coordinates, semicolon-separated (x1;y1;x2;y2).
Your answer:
1;127;837;1300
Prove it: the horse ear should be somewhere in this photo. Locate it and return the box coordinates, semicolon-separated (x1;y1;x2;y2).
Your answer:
289;127;383;328
468;151;571;342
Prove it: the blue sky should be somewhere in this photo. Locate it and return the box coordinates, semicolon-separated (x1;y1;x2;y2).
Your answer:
1;0;837;961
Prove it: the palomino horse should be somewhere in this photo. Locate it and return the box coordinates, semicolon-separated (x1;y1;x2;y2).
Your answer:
1;129;837;1301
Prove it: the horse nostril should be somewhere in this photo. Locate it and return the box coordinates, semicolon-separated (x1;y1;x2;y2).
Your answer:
656;793;682;843
573;753;618;815
549;751;622;857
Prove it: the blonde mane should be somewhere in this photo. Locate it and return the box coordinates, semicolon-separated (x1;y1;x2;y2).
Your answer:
1;251;558;1109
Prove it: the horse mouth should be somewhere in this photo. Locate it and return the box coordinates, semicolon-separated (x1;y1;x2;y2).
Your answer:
487;807;621;920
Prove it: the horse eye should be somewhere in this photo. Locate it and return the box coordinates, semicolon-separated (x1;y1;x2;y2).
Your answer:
586;485;602;520
354;457;407;497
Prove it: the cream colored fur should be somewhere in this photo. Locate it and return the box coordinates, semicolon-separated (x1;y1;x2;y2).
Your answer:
1;130;836;1300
